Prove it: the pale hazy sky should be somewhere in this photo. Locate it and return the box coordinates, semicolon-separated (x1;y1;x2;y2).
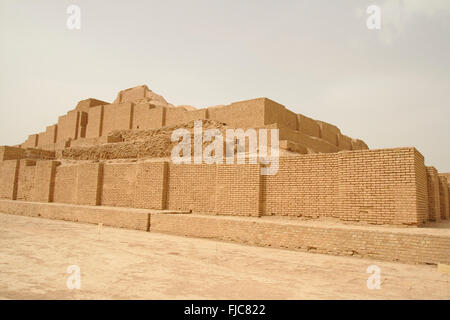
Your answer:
1;0;449;171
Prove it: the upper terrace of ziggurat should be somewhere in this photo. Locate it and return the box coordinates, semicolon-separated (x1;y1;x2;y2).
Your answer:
1;85;449;265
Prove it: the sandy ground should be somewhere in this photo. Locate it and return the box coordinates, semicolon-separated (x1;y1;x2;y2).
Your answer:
0;213;448;300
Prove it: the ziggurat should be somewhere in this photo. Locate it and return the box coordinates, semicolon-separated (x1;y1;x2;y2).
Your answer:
1;85;449;265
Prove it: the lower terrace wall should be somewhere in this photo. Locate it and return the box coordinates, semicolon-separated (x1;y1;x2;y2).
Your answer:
0;147;441;226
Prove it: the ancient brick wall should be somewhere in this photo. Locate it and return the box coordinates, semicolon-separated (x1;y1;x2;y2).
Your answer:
215;164;261;216
337;134;353;150
53;165;78;204
426;167;441;221
38;125;58;147
31;160;58;202
76;163;102;206
263;155;337;218
101;163;137;207
149;213;450;265
22;134;39;148
133;162;167;209
0;160;19;199
56;110;80;143
337;148;424;225
132;104;165;130
86;105;104;138
438;176;449;219
275;124;340;153
0;147;440;226
16;160;36;201
102;103;133;136
166;163;217;213
414;150;429;224
264;99;298;130
0;146;26;161
316;121;340;146
297;114;320;138
208;99;266;128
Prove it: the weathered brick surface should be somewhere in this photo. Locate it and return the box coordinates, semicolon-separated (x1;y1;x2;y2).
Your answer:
150;213;450;265
31;160;58;202
215;164;261;216
438;176;449;219
133;162;167;209
166;163;217;213
0;160;20;199
264;155;337;218
16;160;36;201
0;200;150;231
22;134;39;148
101;163;137;207
86;105;104;138
76;163;102;206
297;114;320;137
53;165;78;204
165;108;208;127
0;146;25;160
316;120;340;146
37;125;58;147
102;103;133;136
56;111;79;143
337;148;425;225
2;147;440;226
426;167;441;221
264;99;298;130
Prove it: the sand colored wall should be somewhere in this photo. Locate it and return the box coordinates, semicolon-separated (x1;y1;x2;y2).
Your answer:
101;163;137;207
37;124;58;147
297;114;320;138
86;105;104;138
337;148;427;225
133;162;167;209
132;104;165;130
53;165;78;204
264;99;298;130
208;98;266;128
165;108;208;127
316;121;340;146
426;167;441;221
263;154;337;218
273;124;340;153
1;199;448;265
19;95;369;156
115;86;146;104
0;146;26;161
22;134;39;148
215;164;261;216
149;213;450;265
337;134;353;150
1;147;438;226
75;98;108;112
56;110;80;143
102;103;134;136
166;163;217;213
31;160;58;203
438;176;449;219
0;200;150;231
0;160;19;199
76;163;102;206
16;160;36;201
351;139;369;151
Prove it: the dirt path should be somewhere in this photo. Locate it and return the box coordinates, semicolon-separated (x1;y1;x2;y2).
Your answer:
0;213;448;299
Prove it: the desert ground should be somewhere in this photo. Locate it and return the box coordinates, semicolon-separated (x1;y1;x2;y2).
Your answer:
0;213;448;300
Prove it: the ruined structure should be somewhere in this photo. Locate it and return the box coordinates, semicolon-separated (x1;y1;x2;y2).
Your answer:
1;85;449;265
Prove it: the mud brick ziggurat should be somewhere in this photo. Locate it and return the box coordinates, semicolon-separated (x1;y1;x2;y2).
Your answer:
1;85;449;265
